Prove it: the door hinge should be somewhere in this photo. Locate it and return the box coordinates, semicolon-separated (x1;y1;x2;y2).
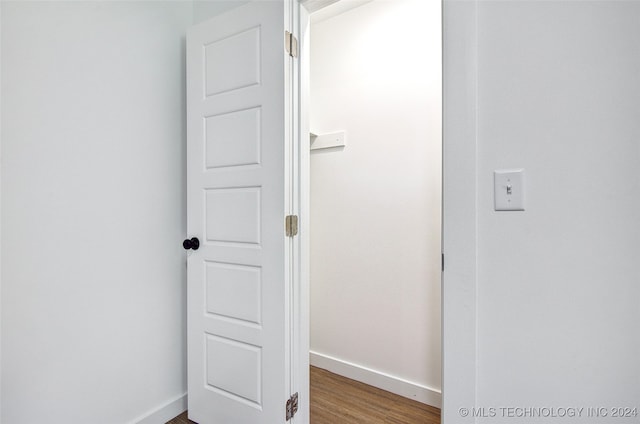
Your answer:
286;392;299;421
285;31;298;58
441;253;444;272
285;215;299;237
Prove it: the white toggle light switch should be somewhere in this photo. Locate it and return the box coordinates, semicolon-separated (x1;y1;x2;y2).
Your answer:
494;169;525;211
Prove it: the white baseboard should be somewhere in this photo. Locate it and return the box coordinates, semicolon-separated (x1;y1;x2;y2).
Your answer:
134;393;187;424
310;351;441;408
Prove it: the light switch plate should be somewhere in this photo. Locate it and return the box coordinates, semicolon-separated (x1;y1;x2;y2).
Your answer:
494;169;525;211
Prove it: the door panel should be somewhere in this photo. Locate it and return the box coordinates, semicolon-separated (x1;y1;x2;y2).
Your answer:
186;2;289;423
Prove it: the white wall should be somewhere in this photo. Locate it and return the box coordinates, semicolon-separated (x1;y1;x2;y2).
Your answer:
451;1;640;422
0;3;3;419
309;0;442;406
1;2;192;422
192;0;249;24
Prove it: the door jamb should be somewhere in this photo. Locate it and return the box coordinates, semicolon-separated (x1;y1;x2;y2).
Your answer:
442;0;478;422
292;1;310;423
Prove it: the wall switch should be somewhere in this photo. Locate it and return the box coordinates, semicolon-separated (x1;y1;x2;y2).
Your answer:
494;169;525;211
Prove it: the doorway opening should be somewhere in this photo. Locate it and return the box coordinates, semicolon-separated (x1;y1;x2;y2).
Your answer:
305;0;442;422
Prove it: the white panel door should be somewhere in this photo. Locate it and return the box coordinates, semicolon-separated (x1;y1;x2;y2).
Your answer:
186;2;292;423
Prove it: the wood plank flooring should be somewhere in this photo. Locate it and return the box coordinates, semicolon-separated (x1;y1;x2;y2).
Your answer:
310;367;440;424
165;411;193;424
166;366;440;424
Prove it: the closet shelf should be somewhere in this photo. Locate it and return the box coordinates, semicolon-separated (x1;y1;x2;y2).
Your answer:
310;130;346;151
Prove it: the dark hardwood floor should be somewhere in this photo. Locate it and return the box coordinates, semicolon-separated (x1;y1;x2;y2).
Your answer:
167;366;441;424
166;411;194;424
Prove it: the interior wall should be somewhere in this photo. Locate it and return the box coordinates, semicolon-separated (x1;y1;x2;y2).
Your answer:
309;0;442;405
474;1;640;421
0;3;3;419
192;0;249;24
1;2;192;422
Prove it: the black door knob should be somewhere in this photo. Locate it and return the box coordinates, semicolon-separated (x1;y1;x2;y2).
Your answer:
183;237;200;251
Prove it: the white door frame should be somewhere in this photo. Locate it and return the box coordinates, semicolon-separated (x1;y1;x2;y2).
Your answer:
293;1;479;423
292;2;310;423
441;0;478;422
